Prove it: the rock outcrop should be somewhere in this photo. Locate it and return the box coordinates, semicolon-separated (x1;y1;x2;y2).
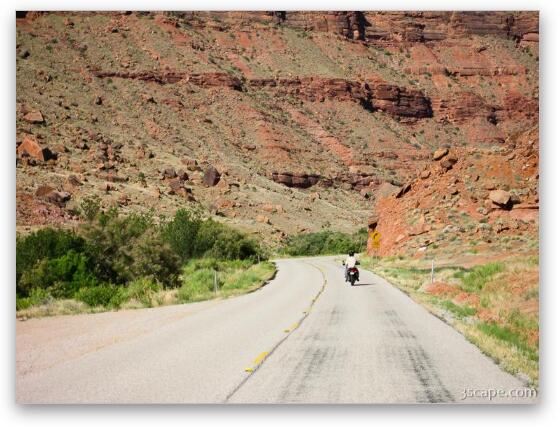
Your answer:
17;135;54;162
271;172;321;189
371;127;538;256
202;166;221;187
15;11;538;240
363;11;538;43
93;70;243;89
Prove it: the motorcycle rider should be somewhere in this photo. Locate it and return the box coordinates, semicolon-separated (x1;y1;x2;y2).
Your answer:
344;251;358;282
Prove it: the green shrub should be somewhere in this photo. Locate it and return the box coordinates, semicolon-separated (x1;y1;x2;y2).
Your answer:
201;221;262;260
82;210;179;286
126;229;180;287
124;277;162;307
162;209;201;260
282;228;367;256
16;288;54;310
16;296;32;311
177;268;217;302
163;211;264;261
79;195;102;222
16;206;268;313
18;250;98;298
75;285;123;308
16;228;86;294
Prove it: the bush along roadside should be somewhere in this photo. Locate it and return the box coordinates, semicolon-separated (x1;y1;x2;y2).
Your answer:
359;255;539;388
16;199;273;318
280;228;367;257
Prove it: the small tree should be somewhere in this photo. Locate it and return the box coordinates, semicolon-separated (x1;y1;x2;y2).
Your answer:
162;209;201;261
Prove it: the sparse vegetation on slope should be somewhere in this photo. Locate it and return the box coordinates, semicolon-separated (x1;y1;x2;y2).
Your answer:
15;12;538;244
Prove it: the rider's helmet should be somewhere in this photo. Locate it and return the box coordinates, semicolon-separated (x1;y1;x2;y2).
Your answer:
349;251;355;257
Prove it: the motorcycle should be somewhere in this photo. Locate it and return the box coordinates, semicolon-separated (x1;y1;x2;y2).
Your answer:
347;267;359;286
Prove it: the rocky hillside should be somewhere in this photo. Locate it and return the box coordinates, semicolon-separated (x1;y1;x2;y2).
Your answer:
373;125;538;257
16;11;538;245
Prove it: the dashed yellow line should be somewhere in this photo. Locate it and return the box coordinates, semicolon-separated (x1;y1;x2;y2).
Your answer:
243;261;328;374
283;321;299;333
244;351;269;372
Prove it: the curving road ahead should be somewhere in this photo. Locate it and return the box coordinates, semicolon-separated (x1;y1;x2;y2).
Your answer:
16;257;535;404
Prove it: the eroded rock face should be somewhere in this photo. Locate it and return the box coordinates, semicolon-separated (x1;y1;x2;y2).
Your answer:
271;172;320;188
249;78;431;119
372;84;432;118
15;11;538;237
371;127;538;256
165;11;537;43
363;11;538;43
93;70;242;89
95;66;433;121
169;11;367;39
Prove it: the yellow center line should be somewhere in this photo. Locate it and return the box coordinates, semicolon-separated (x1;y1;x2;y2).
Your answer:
242;261;328;374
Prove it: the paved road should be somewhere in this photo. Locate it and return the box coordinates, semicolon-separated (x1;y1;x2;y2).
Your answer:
16;257;535;404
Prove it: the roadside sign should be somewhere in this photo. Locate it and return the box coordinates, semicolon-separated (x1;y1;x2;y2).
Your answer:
370;230;381;249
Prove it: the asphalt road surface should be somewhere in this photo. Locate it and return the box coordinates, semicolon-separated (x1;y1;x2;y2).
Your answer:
16;256;536;404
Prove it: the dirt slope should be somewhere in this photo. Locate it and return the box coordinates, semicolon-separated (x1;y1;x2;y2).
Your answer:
16;12;538;244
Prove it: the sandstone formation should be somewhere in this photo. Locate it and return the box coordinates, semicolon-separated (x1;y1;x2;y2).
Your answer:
372;126;538;256
15;11;538;242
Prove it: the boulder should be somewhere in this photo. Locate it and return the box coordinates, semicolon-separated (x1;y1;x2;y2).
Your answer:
17;135;55;161
433;148;449;161
47;191;71;206
168;178;195;200
66;175;82;186
440;156;457;171
489;189;511;207
101;183;116;192
420;170;431;179
118;194;130;206
23;110;44;123
161;167;177;179
168;178;184;195
271;172;320;188
256;215;271;224
181;157;200;171
395;182;412;198
202;166;221;186
36;186;70;205
261;204;277;213
177;170;189;181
